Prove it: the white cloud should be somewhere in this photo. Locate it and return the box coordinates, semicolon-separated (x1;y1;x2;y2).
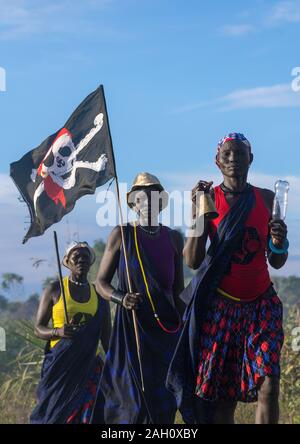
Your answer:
221;1;300;38
0;1;62;40
268;0;300;24
0;0;115;40
218;83;300;110
172;83;300;114
221;24;255;36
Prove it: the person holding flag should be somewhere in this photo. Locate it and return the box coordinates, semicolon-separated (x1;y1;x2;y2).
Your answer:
167;133;288;424
96;172;185;424
30;241;111;424
9;86;117;423
10;86;183;424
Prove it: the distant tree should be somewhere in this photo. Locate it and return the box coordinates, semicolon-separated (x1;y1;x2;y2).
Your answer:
15;293;40;320
1;273;24;300
1;273;23;290
27;294;39;304
7;301;22;316
0;295;8;311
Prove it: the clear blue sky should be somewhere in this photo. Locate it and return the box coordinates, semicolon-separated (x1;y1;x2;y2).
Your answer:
0;0;300;296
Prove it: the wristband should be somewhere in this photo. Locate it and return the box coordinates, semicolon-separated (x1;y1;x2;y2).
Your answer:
111;289;125;305
51;327;58;339
269;238;289;254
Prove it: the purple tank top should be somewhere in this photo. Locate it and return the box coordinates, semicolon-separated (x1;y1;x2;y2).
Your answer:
137;225;175;295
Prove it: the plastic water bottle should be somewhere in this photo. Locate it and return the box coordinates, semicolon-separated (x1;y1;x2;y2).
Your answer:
272;180;289;220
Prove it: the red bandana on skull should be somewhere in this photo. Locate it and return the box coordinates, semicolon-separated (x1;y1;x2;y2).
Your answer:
37;128;75;207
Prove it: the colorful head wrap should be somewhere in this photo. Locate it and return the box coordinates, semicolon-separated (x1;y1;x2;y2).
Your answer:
217;132;251;155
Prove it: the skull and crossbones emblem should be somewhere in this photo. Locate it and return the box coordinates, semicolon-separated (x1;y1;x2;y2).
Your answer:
31;113;108;210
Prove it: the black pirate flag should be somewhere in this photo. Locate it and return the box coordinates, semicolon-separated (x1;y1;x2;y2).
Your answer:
10;86;116;243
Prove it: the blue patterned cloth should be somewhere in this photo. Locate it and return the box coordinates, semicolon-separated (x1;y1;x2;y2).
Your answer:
30;296;106;424
67;354;104;424
99;224;182;424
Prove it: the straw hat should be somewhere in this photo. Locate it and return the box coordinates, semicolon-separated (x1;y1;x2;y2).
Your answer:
126;172;168;210
62;241;96;268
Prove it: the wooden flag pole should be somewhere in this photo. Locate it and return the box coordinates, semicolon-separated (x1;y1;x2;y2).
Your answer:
53;230;70;325
100;85;145;393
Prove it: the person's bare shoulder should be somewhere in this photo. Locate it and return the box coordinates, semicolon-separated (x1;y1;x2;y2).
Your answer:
255;186;274;214
106;225;122;251
43;279;61;304
256;186;274;198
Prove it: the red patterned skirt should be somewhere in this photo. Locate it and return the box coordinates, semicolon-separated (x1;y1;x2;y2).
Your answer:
195;285;284;402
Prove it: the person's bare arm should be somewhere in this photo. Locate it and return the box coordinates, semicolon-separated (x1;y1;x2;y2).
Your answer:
183;181;213;269
260;188;288;270
96;226;142;310
34;281;80;341
183;222;210;270
170;229;186;317
99;297;112;353
34;282;58;340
